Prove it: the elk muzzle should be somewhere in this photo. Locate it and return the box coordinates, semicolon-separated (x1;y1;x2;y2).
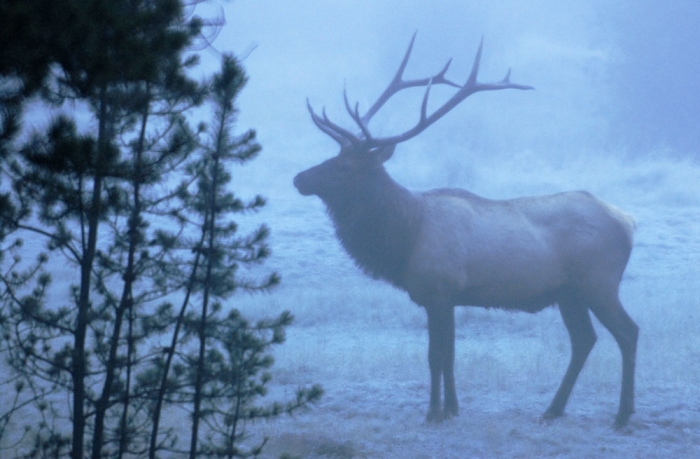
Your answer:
293;170;315;196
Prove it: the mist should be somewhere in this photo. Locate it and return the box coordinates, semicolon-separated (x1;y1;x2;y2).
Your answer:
210;0;698;195
184;3;700;457
5;1;699;457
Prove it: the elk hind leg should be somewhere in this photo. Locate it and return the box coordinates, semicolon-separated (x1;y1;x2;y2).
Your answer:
543;300;597;420
589;296;638;427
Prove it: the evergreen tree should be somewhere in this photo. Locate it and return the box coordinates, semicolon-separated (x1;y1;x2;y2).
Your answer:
1;2;322;458
141;55;321;459
2;1;204;457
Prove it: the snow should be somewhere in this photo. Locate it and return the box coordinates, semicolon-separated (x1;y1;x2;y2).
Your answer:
3;126;700;459
217;154;700;458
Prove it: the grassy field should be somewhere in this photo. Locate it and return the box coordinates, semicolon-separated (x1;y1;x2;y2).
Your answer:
2;152;699;458
226;152;700;458
228;209;700;457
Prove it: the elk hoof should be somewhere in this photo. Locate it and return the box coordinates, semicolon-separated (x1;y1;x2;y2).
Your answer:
540;408;564;424
424;407;444;424
424;406;459;424
443;405;458;420
614;411;633;429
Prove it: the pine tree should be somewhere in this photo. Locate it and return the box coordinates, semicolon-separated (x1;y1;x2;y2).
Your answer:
1;2;321;458
141;55;321;459
2;1;204;457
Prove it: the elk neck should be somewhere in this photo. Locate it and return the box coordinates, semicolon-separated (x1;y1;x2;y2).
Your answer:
322;165;424;288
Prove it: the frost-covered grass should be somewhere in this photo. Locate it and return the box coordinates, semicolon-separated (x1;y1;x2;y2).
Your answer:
2;152;700;457
227;151;700;458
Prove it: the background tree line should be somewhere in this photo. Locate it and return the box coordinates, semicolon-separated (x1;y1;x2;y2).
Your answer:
0;1;321;458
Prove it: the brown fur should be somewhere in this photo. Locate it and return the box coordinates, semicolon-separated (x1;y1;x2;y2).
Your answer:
295;150;638;426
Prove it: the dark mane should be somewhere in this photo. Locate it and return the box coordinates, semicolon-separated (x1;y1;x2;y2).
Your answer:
324;168;423;288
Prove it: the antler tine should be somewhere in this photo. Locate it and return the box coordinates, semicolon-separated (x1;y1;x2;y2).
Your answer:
359;31;417;124
307;100;341;143
435;58;460;88
466;36;484;88
463;39;534;92
359;32;463;126
369;37;533;147
502;68;512;83
307;99;358;147
420;78;433;123
343;88;373;142
321;107;362;146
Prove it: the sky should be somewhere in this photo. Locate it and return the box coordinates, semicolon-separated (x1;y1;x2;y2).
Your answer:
194;0;700;170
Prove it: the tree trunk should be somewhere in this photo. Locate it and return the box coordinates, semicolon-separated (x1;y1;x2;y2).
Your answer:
72;86;108;459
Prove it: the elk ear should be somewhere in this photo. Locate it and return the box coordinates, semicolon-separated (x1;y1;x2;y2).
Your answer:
371;144;396;163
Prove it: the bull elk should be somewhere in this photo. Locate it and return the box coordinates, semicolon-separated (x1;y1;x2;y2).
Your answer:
293;34;639;426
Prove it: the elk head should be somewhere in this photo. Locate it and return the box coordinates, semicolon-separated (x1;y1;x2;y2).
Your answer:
293;33;534;201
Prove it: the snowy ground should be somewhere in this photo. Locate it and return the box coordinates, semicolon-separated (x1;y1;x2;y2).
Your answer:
2;152;700;458
225;152;700;458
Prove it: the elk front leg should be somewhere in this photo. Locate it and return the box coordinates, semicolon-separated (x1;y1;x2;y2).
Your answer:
426;305;457;422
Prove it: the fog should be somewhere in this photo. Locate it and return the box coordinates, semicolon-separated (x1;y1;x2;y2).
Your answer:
185;3;700;456
5;1;700;457
209;0;699;194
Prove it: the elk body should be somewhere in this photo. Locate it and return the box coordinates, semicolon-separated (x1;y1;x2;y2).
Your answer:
294;35;639;426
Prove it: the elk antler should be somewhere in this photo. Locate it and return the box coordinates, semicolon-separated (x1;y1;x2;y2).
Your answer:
308;33;534;149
